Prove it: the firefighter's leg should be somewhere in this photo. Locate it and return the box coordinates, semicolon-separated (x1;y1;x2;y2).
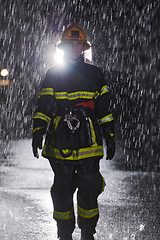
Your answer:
76;159;105;236
49;159;77;239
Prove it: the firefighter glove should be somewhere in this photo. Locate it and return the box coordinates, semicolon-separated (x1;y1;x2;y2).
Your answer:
32;128;45;158
105;134;115;160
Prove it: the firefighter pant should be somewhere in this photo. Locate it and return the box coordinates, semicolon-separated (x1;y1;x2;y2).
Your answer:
48;158;105;238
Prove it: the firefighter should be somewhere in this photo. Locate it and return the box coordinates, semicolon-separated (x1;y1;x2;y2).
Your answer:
32;24;115;240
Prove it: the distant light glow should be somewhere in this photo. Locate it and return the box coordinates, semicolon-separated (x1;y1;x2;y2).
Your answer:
54;43;64;64
1;69;8;77
0;80;12;86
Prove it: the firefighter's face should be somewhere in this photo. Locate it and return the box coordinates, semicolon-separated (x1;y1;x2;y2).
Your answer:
64;41;84;60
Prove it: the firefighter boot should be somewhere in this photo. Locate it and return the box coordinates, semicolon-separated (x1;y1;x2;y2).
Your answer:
81;230;95;240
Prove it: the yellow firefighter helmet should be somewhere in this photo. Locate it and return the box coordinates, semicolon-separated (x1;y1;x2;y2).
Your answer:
57;24;91;51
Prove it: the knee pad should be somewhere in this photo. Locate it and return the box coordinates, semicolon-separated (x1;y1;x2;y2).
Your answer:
78;172;105;196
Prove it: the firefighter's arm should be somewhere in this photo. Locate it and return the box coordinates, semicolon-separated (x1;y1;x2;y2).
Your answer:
99;109;115;160
101;123;115;160
32;69;56;158
94;72;115;160
32;118;48;158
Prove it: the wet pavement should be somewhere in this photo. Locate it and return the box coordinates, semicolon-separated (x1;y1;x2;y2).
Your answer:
0;139;160;240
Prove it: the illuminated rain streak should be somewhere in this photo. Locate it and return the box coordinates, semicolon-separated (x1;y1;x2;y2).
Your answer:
0;0;159;170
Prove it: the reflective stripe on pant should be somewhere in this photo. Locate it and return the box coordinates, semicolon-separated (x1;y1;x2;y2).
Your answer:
49;158;105;237
53;207;74;220
78;205;99;219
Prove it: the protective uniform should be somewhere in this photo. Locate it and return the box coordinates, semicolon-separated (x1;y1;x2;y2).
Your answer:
32;25;115;240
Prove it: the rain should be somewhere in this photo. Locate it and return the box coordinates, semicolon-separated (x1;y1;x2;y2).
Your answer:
0;0;160;239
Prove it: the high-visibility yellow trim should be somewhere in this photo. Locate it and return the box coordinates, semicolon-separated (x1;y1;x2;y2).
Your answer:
53;116;61;130
55;91;95;100
53;207;74;220
38;88;54;98
101;85;109;95
42;145;104;161
69;92;94;100
54;92;68;99
33;112;51;122
33;127;42;133
101;176;106;193
78;205;99;219
99;114;114;125
94;91;100;99
88;117;98;147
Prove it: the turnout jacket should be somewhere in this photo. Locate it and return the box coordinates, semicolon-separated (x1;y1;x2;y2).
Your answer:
33;57;114;162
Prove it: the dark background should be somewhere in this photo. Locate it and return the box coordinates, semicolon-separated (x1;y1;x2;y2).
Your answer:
0;0;160;170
